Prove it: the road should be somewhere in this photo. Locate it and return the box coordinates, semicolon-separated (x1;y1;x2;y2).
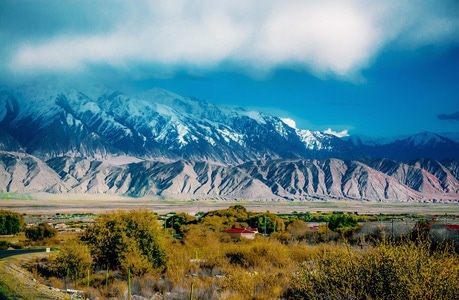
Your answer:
0;248;47;259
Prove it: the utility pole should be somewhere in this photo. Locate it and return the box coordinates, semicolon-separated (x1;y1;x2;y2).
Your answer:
106;267;109;295
189;282;194;300
128;268;131;300
391;218;394;237
444;213;448;240
264;215;267;236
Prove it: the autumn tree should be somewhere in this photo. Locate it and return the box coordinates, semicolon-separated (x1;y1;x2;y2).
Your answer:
200;205;250;230
286;219;310;242
54;240;92;282
81;210;167;276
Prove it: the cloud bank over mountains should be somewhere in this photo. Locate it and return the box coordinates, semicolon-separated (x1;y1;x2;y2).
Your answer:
2;0;458;80
438;111;459;122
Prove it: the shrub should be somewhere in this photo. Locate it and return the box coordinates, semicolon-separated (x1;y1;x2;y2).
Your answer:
224;238;292;271
0;240;8;250
287;241;459;299
9;242;24;249
25;223;57;241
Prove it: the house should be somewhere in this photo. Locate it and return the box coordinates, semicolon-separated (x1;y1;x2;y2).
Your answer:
446;224;459;231
225;228;259;240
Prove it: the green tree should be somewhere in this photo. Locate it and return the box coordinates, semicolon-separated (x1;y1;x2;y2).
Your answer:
248;212;285;235
54;240;92;282
25;223;57;241
327;213;359;233
81;210;167;275
0;210;25;235
168;212;196;235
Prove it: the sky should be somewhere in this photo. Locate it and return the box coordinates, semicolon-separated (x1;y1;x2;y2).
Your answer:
1;0;458;137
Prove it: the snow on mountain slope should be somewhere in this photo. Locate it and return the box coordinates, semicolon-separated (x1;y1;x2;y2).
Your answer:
3;82;458;164
345;132;459;161
1;81;459;201
2;83;332;163
342;134;383;147
441;132;459;143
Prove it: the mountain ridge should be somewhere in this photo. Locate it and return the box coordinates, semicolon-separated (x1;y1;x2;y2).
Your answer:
1;151;458;202
1;82;459;202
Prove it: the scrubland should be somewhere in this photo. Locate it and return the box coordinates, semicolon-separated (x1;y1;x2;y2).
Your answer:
1;205;459;299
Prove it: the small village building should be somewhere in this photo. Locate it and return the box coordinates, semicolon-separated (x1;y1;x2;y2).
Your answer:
225;228;259;240
54;223;68;230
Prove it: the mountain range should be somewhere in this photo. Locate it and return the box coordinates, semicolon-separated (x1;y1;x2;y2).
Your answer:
1;82;458;202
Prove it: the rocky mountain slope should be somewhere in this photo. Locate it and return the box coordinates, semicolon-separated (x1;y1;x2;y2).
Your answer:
1;151;458;202
1;82;459;201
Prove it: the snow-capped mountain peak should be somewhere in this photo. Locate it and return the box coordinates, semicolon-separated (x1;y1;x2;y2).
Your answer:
1;82;458;165
398;131;451;147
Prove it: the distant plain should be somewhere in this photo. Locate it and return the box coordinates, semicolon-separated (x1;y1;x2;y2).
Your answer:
1;194;458;215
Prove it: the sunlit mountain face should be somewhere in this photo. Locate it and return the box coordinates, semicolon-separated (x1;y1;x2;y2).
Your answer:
1;83;458;202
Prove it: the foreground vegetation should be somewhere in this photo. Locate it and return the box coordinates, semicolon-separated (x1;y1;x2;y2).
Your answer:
1;206;459;299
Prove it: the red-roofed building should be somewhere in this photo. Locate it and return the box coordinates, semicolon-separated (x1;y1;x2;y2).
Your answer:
446;224;459;231
225;227;259;240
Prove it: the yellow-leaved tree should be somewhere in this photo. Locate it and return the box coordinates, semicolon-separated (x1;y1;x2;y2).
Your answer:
54;240;92;282
81;210;167;276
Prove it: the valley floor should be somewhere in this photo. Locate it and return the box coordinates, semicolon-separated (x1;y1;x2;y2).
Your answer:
1;196;458;215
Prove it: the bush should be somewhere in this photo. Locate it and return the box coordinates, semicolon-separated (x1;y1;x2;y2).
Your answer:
25;223;57;241
287;241;459;299
0;240;8;250
9;242;24;249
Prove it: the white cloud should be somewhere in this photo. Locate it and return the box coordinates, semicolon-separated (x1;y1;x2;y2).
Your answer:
281;118;297;129
324;128;349;138
6;0;459;78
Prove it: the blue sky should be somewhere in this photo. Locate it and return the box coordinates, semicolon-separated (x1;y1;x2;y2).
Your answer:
1;0;458;137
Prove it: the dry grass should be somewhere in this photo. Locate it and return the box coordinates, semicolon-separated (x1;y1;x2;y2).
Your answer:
0;252;68;299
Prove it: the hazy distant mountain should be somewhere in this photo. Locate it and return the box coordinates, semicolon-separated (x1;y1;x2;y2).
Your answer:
1;82;459;202
440;132;459;144
344;132;459;161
